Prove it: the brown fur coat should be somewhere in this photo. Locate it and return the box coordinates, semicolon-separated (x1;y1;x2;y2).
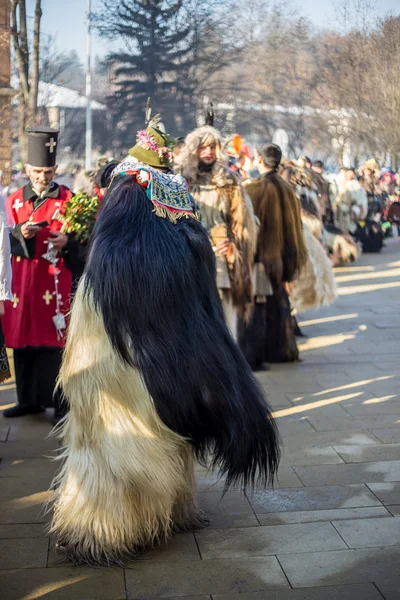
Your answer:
245;172;307;287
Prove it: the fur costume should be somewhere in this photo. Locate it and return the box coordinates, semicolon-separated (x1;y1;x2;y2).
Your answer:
181;125;257;318
290;225;337;314
245;173;307;285
280;163;360;267
323;224;361;266
336;179;368;233
50;172;279;566
239;171;307;366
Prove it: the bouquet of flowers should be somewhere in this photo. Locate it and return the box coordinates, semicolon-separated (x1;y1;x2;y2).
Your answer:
62;192;99;243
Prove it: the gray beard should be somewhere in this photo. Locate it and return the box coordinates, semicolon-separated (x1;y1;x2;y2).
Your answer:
31;182;52;196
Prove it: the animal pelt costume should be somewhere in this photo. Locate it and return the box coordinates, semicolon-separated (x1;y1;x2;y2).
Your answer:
280;163;360;267
50;161;280;566
323;224;361;266
290;224;337;314
239;168;307;366
181;125;257;322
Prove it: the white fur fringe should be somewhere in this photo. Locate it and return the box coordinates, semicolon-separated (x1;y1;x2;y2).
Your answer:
291;225;337;314
50;279;206;566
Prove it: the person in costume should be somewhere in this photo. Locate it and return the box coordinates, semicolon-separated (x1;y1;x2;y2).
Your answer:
50;119;280;566
281;162;361;267
239;144;307;366
336;169;368;234
310;160;333;224
2;127;77;423
360;158;383;216
180;115;257;338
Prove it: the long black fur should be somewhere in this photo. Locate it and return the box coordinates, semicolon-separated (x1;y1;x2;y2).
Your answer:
84;176;280;490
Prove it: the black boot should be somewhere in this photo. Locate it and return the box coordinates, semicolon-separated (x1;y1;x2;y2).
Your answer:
3;404;45;418
293;316;308;338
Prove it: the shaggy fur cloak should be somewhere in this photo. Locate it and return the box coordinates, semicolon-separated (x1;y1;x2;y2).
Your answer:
245;172;307;286
51;176;279;565
290;225;337;314
239;172;307;366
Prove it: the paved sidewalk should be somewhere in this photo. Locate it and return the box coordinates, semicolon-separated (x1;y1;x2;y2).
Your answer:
1;240;400;599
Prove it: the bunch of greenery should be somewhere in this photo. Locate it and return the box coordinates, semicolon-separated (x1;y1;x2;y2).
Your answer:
63;192;100;243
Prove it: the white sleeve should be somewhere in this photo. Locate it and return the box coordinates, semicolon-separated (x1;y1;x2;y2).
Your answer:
0;195;12;301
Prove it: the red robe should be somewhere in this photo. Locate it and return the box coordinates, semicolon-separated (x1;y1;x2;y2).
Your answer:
3;184;73;348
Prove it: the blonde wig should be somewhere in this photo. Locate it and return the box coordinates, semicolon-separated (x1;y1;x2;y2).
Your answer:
181;125;230;187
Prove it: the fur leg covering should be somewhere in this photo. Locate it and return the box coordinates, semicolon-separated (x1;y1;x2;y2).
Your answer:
50;284;204;566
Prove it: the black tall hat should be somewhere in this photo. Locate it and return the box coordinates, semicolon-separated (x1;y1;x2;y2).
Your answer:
27;126;59;167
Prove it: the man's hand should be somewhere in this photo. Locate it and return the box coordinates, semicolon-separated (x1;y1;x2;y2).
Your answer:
21;223;42;239
48;231;68;251
0;301;4;318
215;238;231;256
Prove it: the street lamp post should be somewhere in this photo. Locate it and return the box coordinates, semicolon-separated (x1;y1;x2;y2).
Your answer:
85;0;92;170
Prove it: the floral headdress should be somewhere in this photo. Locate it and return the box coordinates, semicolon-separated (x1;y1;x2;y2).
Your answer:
129;115;174;168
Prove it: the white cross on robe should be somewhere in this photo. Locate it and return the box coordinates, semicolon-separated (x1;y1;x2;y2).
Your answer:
12;199;23;212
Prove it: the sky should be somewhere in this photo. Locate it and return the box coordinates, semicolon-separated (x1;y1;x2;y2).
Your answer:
33;0;400;66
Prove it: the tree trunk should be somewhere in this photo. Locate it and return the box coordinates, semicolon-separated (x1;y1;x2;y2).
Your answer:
18;92;28;163
10;0;42;161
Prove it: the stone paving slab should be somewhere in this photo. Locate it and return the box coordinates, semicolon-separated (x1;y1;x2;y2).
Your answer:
0;425;9;441
247;484;381;513
375;579;400;600
212;582;383;599
198;491;259;529
294;460;400;486
371;428;400;443
0;523;48;538
0;567;126;600
125;556;290;597
277;546;400;588
197;464;304;492
388;505;400;516
258;506;392;526
305;414;400;432
7;419;53;441
332;516;400;548
0;537;49;569
0;457;58;478
279;448;344;466
281;430;381;451
195;522;346;559
0;438;58;458
340;398;400;416
0;491;52;524
366;482;400;505
333;443;400;463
